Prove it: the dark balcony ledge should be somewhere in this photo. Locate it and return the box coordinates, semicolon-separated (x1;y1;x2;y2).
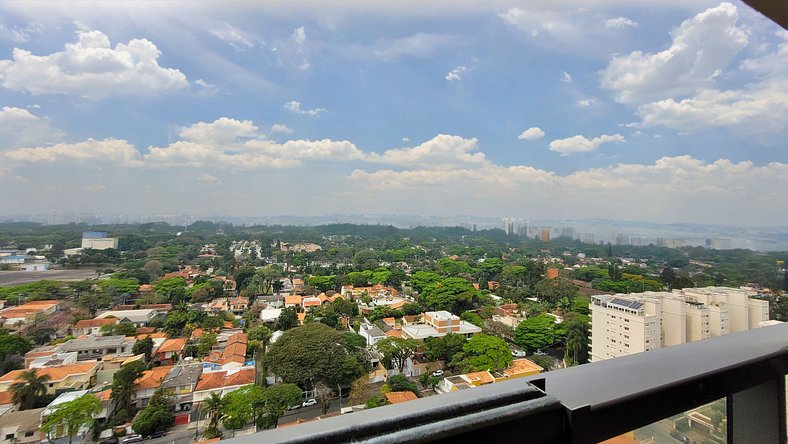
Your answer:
233;323;788;444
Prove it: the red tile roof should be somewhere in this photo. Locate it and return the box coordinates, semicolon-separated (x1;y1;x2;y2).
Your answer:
135;366;173;389
384;391;418;404
0;362;99;384
195;368;255;391
74;318;118;329
156;338;186;354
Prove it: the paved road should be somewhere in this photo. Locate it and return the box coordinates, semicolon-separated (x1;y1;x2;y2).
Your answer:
0;269;100;286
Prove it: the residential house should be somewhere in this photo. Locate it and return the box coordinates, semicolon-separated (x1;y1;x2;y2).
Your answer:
463;371;495;387
284;295;302;309
192;368;256;404
0;362;101;394
28;352;78;369
302;296;321;310
257;295;285;308
203;333;248;370
401;311;482;340
41;390;113;441
95;309;158;326
151;338;186;366
134;366;173;408
0;301;59;329
112;304;171;315
384;391;418;405
359;322;387;347
0;408;45;444
492;358;543;381
228;297;248;315
438;375;474;392
72;318;119;336
59;335;135;361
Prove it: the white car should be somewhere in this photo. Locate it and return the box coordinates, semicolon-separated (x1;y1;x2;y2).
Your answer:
302;398;317;407
431;370;444;377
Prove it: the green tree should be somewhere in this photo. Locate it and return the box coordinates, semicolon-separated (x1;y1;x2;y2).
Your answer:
110;360;146;422
564;319;589;365
418;373;440;391
408;271;442;293
221;385;263;436
248;267;284;295
10;368;49;410
233;266;257;291
132;336;154;361
452;334;512;372
258;383;303;429
132;388;175;436
423;334;466;365
306;275;336;292
203;392;227;439
101;322;137;337
460;311;484;327
276;306;298;331
534;278;578;305
660;267;677;290
375;337;420;373
421;277;480;314
0;333;32;373
385;374;419;396
265;323;364;389
197;332;217;358
40;393;101;444
514;315;556;352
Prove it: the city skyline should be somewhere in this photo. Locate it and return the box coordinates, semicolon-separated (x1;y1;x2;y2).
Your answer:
0;1;786;224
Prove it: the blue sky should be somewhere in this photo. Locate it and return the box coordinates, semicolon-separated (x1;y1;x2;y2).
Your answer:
0;1;786;225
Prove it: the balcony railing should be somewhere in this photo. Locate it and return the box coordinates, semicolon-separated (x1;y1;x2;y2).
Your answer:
231;322;788;443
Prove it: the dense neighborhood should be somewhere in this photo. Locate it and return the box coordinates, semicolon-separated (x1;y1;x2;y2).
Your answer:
0;223;785;443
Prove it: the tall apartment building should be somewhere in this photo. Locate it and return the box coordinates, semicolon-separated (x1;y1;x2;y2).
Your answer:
589;287;769;362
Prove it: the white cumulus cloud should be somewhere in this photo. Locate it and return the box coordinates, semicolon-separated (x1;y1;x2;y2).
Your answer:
0;30;189;99
0;106;65;147
285;100;326;117
367;134;486;167
548;133;625;155
605;17;637;29
4;138;143;165
600;3;747;105
518;127;545;140
445;65;467;82
270;124;294;135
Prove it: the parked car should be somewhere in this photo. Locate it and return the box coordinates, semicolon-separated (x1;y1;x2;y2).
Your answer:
121;435;143;444
302;398;317;407
99;438;118;444
288;403;301;410
146;431;166;440
431;370;444;377
511;348;527;358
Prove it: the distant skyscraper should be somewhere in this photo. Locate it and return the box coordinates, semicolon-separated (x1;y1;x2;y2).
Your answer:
560;227;575;239
540;228;551;242
615;234;626;245
582;233;595;244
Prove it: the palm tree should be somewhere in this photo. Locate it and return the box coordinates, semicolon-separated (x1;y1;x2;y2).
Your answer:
10;369;49;410
202;392;226;439
564;319;589;365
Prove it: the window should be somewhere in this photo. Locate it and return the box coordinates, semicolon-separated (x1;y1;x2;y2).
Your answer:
25;431;35;437
5;434;14;440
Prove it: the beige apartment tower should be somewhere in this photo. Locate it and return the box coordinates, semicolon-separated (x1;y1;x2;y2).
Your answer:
590;287;770;362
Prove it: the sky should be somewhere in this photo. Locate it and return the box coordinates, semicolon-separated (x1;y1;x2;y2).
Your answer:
0;1;786;225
